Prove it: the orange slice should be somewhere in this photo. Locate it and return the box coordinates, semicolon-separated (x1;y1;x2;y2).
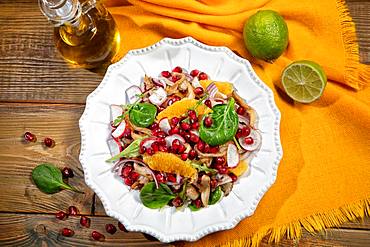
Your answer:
156;98;212;120
199;80;234;96
143;152;197;179
229;160;249;177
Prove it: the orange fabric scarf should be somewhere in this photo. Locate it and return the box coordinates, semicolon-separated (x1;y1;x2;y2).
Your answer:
104;0;370;246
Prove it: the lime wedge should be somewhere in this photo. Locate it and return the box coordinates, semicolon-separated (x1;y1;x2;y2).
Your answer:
281;60;327;103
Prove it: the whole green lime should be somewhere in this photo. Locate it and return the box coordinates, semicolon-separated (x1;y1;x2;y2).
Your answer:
243;10;289;61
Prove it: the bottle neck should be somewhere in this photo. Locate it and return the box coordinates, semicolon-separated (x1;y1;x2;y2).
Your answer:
39;0;82;27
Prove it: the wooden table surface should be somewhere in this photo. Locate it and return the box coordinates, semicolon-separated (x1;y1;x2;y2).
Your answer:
0;0;369;246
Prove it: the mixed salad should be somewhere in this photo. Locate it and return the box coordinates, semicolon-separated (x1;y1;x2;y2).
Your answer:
106;66;261;210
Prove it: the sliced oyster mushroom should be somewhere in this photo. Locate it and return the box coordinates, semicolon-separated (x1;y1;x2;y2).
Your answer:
199;157;212;167
133;163;152;177
216;174;233;186
221;182;233;196
199;175;211;206
186;184;199;200
186;82;195;99
143;75;154;90
232;91;258;128
138;176;149;184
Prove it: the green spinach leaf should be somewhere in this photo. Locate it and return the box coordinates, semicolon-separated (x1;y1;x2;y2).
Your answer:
209;186;223;205
129;103;157;128
31;163;83;194
140;182;176;209
199;98;238;146
106;137;144;162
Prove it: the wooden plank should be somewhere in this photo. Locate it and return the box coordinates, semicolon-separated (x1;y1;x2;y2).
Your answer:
0;103;94;214
0;213;170;246
0;0;368;104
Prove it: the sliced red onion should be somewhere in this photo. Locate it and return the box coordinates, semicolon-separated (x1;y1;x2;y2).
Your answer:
191;77;202;88
125;85;142;104
176;174;182;184
152;78;166;88
112;159;159;189
112;121;126;139
148;87;167;106
110;104;123;126
107;138;122;157
210;99;224;107
184;72;192;81
159;117;171;134
227;143;239;168
206;82;218;98
238;129;262;151
165;134;185;147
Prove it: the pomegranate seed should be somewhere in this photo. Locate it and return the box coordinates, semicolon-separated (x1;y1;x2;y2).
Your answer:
56;211;67;220
229;173;238;182
155;173;166;183
172;139;181;150
209;146;219;153
169;127;180;135
118;222;128;232
204;143;210;153
161;71;171;78
170;117;180;126
219;167;228;174
204;117;213;127
24;131;37;142
62;167;74;178
188;149;197;160
68;206;79;216
146;148;154;155
181;153;188;161
123;128;131;138
167;98;175;106
172;66;182;73
190;69;200;77
197;141;205;152
155;131;166;138
139;146;146;154
191;122;200;129
170;75;180;82
184;132;191;142
204;99;212;108
158;145;168;152
121;166;133;177
124;177;134;186
236;129;243;138
130;172;140;181
172;197;183;207
194;87;204;95
178;144;186;154
158;106;165;112
242;126;251;136
193;198;202;208
80;216;91;228
236;106;246;115
91;231;105;241
167;174;177;183
180;121;191;130
210;179;218;189
173;95;181;101
189;133;199;143
105;224;117;235
215;157;225;165
61;228;74;237
188;110;197;120
151;142;159;152
43;137;55;148
214;164;223;171
150;123;159;130
198;72;208;80
244;137;254;145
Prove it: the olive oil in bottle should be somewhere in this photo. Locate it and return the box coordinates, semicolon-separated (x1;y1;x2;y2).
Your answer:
39;0;120;69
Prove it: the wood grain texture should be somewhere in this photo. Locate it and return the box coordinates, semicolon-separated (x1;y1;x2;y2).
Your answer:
0;213;170;247
0;103;94;214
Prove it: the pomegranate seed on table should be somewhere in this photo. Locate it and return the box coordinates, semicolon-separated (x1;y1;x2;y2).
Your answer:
80;216;91;228
61;228;74;237
130;172;140;181
181;153;188;161
189;133;199;143
43;137;55;148
190;69;200;77
244;137;254;145
242;126;251;136
68;206;79;216
161;70;171;78
62;167;74;178
204;117;213;127
24;131;37;142
229;173;238;182
121;166;133;177
171;197;183;207
198;72;208;80
118;222;128;232
91;230;105;241
194;87;204;95
105;223;117;235
169;127;180;135
124;177;134;186
236;106;246;115
188;149;197;160
193;198;202;208
56;211;67;220
170;117;180;126
150;122;159;130
204;99;212;108
191;122;199;130
172;66;182;73
180;121;191;130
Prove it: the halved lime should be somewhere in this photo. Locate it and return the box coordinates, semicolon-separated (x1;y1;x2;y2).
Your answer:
281;60;327;103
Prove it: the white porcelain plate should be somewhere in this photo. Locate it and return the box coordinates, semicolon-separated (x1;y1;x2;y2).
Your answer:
79;37;282;243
